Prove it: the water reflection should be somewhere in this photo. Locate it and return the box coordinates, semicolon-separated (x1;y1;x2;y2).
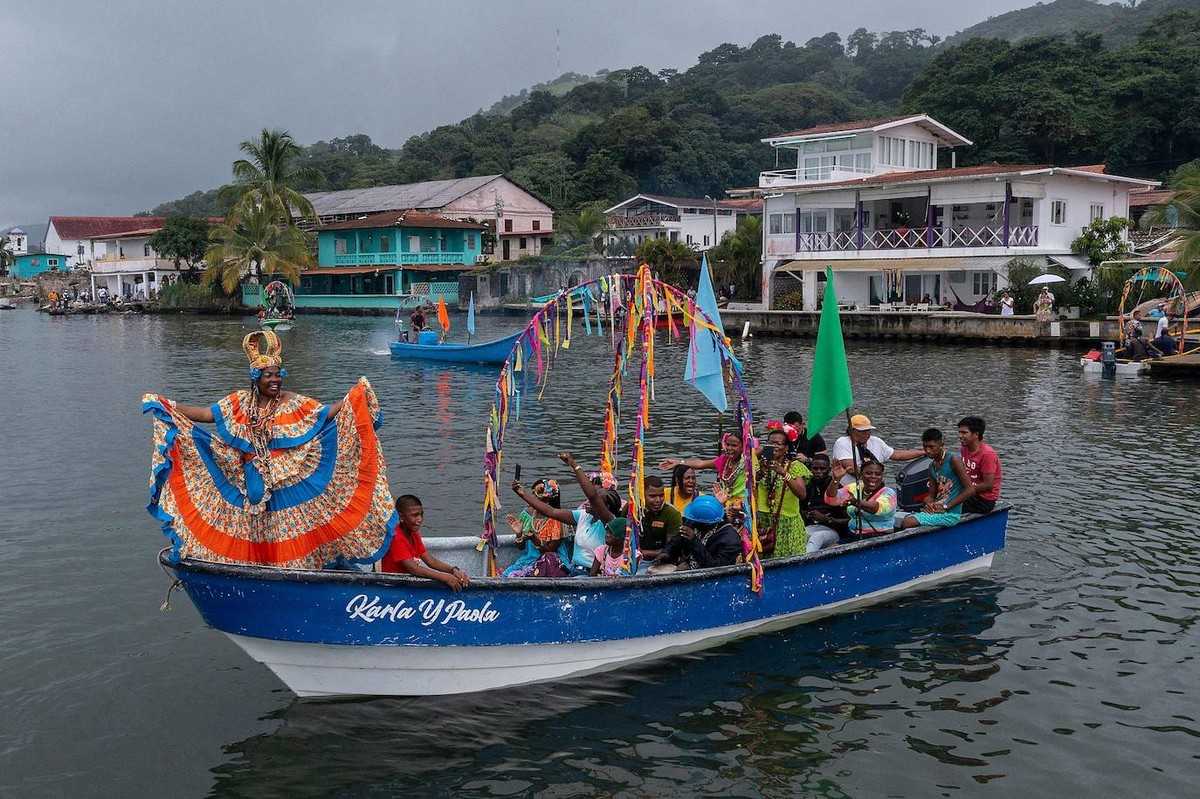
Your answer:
211;582;1002;797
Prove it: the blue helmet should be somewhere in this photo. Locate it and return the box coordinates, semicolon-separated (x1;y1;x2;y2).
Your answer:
682;495;725;525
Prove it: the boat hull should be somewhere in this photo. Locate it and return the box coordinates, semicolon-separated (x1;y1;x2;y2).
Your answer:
165;509;1007;697
388;330;521;364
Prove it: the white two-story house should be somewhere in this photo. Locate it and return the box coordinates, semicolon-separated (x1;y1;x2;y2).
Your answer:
737;114;1159;310
603;194;761;253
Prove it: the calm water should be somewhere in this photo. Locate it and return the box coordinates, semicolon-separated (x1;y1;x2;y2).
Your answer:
0;308;1196;798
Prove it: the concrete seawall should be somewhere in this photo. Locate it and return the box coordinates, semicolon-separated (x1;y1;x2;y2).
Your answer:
720;309;1119;345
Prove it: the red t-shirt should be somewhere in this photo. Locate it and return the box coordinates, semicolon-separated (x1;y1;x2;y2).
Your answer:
960;443;1002;502
381;528;427;573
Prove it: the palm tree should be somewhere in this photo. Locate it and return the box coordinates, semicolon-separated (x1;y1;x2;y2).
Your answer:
228;128;322;223
562;205;608;253
1151;170;1200;288
203;204;314;294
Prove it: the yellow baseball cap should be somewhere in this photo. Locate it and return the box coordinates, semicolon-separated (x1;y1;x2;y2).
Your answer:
849;414;875;431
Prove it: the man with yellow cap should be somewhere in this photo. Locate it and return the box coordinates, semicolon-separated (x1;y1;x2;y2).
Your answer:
830;413;923;485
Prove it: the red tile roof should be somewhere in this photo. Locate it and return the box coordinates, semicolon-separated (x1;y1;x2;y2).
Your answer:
1129;189;1175;207
1071;164;1108;174
50;216;165;239
770;115;916;140
718;198;763;212
320;210;486;232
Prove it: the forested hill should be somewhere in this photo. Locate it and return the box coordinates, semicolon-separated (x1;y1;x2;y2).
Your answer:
151;6;1200;218
945;0;1200;48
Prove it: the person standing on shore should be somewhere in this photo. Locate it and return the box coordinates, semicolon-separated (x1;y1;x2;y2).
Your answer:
957;416;1002;514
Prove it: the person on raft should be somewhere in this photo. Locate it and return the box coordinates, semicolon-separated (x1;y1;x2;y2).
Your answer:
142;330;396;570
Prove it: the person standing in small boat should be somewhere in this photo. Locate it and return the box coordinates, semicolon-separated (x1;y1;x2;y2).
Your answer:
825;460;898;538
755;426;809;558
900;429;974;529
666;464;698;514
142;330;397;570
380;495;469;590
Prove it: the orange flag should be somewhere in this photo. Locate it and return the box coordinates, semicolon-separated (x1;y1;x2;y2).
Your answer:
437;296;451;332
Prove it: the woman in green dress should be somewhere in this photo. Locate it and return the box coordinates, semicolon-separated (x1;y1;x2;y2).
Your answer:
756;426;810;558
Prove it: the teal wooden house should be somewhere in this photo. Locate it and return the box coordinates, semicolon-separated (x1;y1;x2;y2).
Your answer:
290;211;485;310
12;252;69;279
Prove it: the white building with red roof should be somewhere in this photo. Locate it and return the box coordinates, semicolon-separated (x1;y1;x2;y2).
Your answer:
734;114;1160;310
602;194;762;253
44;216;216;299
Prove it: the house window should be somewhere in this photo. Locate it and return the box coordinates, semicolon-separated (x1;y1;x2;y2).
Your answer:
703;235;710;246
1090;203;1104;222
335;238;348;255
465;233;474;250
504;219;513;232
686;234;693;245
77;244;84;257
380;234;392;252
854;152;872;172
972;271;995;295
532;220;540;231
769;214;782;235
519;237;527;249
144;244;151;257
1051;200;1067;225
48;258;58;267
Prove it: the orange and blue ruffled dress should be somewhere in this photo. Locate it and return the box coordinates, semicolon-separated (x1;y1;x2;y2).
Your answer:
143;377;396;569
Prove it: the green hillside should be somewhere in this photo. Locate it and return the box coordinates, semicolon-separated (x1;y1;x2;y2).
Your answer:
945;0;1200;48
151;4;1200;218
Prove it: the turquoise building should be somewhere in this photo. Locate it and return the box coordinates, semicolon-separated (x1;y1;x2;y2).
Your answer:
12;252;69;279
249;211;485;312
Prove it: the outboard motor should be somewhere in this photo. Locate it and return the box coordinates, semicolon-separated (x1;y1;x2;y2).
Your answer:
1101;340;1116;378
896;456;933;512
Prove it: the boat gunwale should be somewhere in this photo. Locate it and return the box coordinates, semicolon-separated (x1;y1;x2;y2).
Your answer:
161;506;1008;591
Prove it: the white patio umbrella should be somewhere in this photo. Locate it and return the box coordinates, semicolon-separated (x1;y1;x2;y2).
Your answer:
1028;273;1066;285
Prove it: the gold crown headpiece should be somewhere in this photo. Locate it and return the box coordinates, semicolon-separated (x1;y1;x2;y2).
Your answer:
243;330;283;375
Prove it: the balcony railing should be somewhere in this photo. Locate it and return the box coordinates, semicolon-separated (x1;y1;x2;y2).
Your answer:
606;213;680;228
794;225;1039;252
332;251;469;266
761;164;876;187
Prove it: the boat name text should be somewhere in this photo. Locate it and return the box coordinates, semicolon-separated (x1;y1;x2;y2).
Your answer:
345;594;500;625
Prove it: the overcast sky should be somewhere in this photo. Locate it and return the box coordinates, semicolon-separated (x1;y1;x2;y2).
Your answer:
0;0;1032;228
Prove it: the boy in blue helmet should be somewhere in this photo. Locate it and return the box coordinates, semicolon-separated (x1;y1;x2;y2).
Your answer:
652;496;742;571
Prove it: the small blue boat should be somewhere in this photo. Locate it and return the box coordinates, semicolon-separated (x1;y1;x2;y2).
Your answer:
161;508;1007;697
388;329;523;364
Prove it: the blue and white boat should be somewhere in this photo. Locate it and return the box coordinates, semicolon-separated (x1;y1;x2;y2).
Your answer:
388;330;523;364
161;509;1006;697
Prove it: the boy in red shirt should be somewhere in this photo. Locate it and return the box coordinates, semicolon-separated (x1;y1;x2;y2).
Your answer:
380;495;469;591
957;417;1002;514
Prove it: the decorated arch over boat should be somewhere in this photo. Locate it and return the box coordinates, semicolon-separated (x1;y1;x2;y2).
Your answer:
480;262;766;590
1117;265;1195;354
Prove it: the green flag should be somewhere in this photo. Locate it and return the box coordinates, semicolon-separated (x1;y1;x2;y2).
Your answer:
806;268;854;438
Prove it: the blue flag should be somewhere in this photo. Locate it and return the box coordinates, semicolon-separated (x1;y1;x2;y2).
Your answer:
467;292;476;336
684;254;728;413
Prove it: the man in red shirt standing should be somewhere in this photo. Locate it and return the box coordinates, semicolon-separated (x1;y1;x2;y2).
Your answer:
380;495;469;591
958;417;1002;514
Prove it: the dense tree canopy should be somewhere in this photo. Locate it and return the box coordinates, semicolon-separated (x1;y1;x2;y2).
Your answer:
152;9;1200;217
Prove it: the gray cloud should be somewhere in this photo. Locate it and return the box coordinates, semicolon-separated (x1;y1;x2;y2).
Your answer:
0;0;1030;227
